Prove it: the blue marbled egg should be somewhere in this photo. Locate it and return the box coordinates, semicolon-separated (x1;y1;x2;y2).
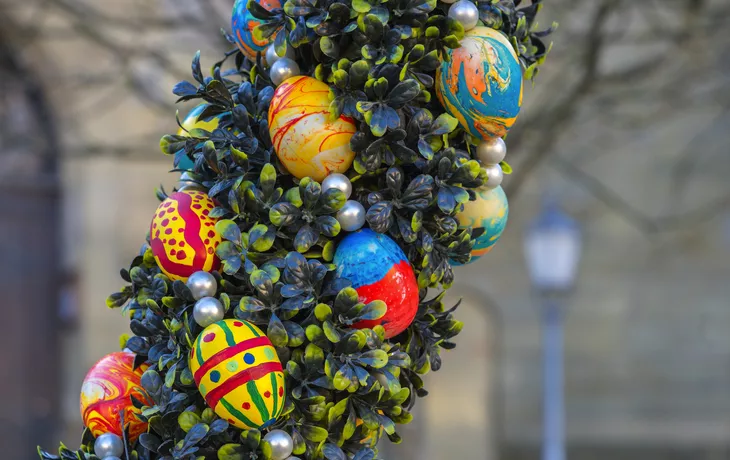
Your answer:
232;0;282;60
452;186;508;265
436;27;523;141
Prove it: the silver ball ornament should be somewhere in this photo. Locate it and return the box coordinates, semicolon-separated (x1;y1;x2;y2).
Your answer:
483;164;504;189
264;429;294;460
103;457;122;460
441;0;458;4
193;296;225;327
270;58;301;86
321;173;352;199
186;271;217;300
476;137;507;165
179;171;204;192
336;200;366;232
265;44;296;68
94;433;124;459
448;0;479;31
287;458;302;460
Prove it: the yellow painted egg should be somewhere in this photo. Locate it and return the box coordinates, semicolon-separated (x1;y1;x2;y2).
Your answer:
190;319;285;430
177;103;224;137
80;352;152;442
268;76;356;182
150;190;221;281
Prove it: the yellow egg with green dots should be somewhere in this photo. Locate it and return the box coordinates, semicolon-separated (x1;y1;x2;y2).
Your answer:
190;319;285;429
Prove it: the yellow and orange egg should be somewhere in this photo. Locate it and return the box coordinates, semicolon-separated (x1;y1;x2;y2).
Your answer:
268;76;356;182
150;190;221;281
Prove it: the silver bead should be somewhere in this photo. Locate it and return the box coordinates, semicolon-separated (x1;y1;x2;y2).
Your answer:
483;164;503;189
441;0;458;4
187;271;217;300
179;171;204;192
265;44;296;68
336;200;366;232
264;429;294;460
193;297;225;327
448;0;480;31
103;457;122;460
321;173;352;199
476;137;507;165
270;58;301;86
94;433;124;459
286;458;302;460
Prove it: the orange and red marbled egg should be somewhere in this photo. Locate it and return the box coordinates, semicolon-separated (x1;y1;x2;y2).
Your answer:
80;352;151;442
268;76;356;182
150;191;221;281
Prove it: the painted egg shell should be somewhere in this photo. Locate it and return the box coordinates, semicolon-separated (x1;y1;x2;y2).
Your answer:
453;185;508;265
268;76;356;182
190;319;285;430
334;229;419;338
80;352;151;442
150;191;221;281
176;104;227;170
436;27;523;141
232;0;282;60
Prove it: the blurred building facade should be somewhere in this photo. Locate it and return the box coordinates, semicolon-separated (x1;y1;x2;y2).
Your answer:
1;0;729;459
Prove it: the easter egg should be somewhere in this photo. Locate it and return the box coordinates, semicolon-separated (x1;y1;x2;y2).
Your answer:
190;319;285;429
334;229;419;338
436;27;523;141
232;0;282;60
268;76;356;182
176;104;227;170
150;191;221;281
80;352;151;442
453;186;508;265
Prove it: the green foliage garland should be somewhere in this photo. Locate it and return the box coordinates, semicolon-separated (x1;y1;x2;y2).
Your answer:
39;0;553;459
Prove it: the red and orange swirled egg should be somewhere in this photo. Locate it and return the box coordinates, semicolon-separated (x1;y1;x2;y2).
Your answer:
150;191;221;282
80;352;151;442
190;319;285;430
268;76;356;182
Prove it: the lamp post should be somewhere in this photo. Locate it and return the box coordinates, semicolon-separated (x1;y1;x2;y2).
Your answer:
523;201;582;460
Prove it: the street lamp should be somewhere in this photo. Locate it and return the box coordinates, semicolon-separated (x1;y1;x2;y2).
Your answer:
523;200;582;460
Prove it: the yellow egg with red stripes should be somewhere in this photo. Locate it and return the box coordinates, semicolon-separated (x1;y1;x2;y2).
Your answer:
150;191;221;282
190;319;285;430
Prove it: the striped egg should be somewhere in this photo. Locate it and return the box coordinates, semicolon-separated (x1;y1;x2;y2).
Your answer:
150;191;221;282
190;319;285;430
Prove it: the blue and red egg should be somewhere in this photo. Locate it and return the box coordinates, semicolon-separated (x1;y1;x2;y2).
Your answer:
333;229;419;338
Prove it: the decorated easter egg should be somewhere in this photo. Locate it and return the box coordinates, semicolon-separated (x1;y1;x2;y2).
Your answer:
453;186;508;265
436;27;523;140
268;76;356;182
334;229;419;338
80;352;151;442
176;104;227;170
232;0;282;60
190;319;285;429
150;191;221;281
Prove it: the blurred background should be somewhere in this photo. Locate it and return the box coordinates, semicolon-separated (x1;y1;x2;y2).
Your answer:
1;0;730;459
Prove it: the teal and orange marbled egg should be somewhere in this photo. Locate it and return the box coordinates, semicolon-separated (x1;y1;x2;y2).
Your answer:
268;76;356;181
232;0;282;60
436;27;523;141
190;319;285;430
150;191;221;281
453;185;508;265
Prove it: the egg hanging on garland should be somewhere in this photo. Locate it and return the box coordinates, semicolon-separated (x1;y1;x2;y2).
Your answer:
436;26;523;140
232;0;282;61
333;229;419;338
190;319;286;430
268;76;356;182
176;104;227;170
150;190;221;282
80;352;152;442
452;185;509;265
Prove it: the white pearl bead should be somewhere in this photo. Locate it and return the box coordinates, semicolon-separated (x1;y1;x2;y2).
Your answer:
483;164;503;189
94;433;124;459
193;297;225;327
448;0;480;31
264;429;294;460
476;137;507;165
336;200;366;232
321;173;352;199
270;58;301;86
186;271;218;300
265;44;296;67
